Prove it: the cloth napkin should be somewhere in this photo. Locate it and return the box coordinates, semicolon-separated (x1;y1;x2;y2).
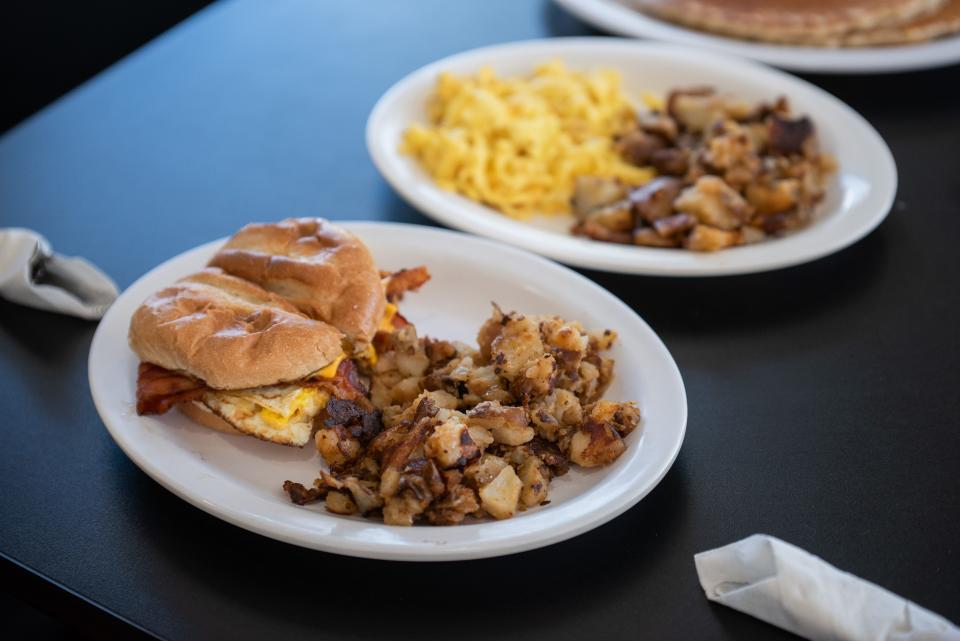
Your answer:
695;534;960;641
0;228;118;320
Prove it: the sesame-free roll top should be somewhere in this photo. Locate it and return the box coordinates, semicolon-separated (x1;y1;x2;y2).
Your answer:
128;268;344;390
208;217;387;350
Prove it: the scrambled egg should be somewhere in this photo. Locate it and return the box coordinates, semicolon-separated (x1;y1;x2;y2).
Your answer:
402;61;655;219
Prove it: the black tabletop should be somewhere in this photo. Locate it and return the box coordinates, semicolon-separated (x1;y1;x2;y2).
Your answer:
1;1;958;639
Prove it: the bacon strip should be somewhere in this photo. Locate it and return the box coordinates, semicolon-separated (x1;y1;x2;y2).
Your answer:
383;266;431;302
136;362;207;415
390;311;411;330
314;358;367;401
137;357;366;417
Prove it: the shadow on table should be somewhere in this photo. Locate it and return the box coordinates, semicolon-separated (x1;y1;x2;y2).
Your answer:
800;65;960;120
582;224;891;341
119;453;693;641
0;298;95;363
543;1;605;37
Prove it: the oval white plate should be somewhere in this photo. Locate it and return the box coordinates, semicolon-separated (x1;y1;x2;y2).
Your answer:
89;222;687;561
554;0;960;73
367;39;896;277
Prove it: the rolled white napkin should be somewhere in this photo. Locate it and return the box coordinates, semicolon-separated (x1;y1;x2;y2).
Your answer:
0;228;118;320
695;534;960;641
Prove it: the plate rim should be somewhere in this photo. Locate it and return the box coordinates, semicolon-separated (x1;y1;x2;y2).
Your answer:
88;221;687;561
366;37;898;277
552;0;960;73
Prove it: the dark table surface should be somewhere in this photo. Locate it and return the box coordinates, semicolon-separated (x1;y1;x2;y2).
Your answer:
1;0;958;639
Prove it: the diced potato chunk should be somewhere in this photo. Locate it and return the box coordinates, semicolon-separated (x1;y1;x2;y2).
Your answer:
325;491;358;515
467;401;534;446
464;454;509;488
425;415;479;469
674;176;752;230
588;400;642;437
518;457;549;507
685;225;741;252
315;428;361;467
568;420;626;467
382;493;425;526
746;179;800;215
478;466;522;520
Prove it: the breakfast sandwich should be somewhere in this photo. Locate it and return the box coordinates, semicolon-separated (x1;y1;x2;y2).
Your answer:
130;268;364;446
130;218;430;446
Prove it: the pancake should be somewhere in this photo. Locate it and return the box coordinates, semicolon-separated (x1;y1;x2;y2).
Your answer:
632;0;947;44
841;0;960;45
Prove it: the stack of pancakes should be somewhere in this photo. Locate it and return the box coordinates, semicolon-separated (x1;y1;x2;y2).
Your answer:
632;0;960;46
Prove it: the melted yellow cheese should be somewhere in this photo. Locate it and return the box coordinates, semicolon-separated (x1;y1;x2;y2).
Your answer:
362;343;378;367
259;388;329;429
315;353;346;379
379;303;398;332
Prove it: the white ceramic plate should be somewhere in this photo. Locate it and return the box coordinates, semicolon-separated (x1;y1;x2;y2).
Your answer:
554;0;960;73
367;39;897;277
88;222;687;561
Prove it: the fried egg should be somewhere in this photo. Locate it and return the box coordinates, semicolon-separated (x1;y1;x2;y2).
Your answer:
196;304;402;446
202;385;329;446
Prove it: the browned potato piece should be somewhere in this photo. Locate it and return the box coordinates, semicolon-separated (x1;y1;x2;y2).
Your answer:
425;415;480;469
341;477;383;514
674;176;753;230
383;492;427;526
467;424;494;450
464;453;509;488
634;227;681;248
588;400;642;437
630;176;683;224
316;428;362;468
651;148;689;176
685;225;741;252
617;129;665;166
746;179;800;215
637;111;678;142
739;225;766;245
467;401;534;446
325;490;358;515
489;313;544;380
426;485;480;525
571;176;626;218
478;466;522;519
396;349;430;378
588;328;617;352
668;88;725;132
530;388;583;442
516;354;557;401
518;457;550;507
653;213;697;238
585;202;634;232
573;219;634;244
568;419;627;467
768;114;814;156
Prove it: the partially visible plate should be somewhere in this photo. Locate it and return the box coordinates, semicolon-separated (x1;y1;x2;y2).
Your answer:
89;222;687;561
367;38;897;276
554;0;960;73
